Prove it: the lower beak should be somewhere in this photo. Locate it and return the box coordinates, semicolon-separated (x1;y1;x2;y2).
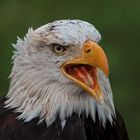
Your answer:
61;40;109;102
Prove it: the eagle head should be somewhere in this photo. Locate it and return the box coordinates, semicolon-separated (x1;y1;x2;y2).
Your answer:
5;20;115;127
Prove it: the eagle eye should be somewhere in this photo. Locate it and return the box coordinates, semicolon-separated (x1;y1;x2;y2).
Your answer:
52;44;66;55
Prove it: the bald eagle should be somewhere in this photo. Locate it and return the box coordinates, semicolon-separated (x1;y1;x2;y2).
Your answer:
0;20;129;140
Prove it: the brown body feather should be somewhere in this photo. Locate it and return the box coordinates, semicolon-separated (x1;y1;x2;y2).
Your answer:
0;98;129;140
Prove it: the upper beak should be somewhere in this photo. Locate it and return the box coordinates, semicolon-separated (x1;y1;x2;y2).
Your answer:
61;40;109;102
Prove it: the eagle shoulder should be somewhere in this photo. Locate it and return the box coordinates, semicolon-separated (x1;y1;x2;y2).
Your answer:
0;98;129;140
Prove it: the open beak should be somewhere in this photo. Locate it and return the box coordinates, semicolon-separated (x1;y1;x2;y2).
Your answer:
61;40;109;102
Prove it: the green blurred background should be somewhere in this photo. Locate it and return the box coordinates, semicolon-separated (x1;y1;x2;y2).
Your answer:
0;0;139;139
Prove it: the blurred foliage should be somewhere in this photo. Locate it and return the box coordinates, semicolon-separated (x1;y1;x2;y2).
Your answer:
0;0;140;139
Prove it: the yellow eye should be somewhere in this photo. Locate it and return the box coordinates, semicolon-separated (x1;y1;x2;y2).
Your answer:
52;44;66;55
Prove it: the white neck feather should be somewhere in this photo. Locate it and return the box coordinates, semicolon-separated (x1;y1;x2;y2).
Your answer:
5;66;116;127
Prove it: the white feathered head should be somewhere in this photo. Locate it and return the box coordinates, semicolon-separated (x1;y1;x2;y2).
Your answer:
5;20;115;127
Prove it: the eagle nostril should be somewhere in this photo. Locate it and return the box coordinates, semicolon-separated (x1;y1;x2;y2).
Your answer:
86;49;91;53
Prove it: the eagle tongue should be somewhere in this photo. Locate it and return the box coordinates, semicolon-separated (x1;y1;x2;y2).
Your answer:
73;66;94;88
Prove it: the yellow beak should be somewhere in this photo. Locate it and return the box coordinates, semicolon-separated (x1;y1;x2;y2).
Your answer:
61;40;109;102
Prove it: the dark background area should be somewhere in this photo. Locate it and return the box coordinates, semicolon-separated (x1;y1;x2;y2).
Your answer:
0;0;139;139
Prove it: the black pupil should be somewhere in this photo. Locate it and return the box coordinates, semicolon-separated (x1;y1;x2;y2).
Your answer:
57;46;62;51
